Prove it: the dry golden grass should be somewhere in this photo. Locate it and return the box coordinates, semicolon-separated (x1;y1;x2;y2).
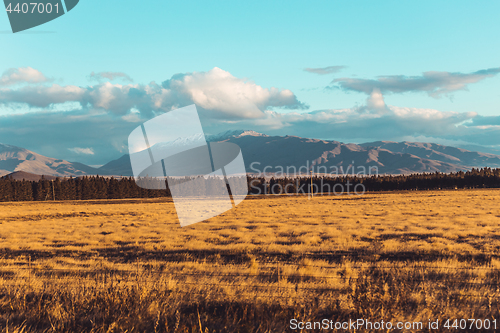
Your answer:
1;189;500;332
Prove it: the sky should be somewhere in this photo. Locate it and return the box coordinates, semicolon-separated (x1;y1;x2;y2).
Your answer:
0;0;500;165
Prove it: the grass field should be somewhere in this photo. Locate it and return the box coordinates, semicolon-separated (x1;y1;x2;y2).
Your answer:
1;189;500;332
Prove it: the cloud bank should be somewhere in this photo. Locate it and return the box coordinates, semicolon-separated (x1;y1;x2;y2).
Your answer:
0;67;307;119
0;66;499;165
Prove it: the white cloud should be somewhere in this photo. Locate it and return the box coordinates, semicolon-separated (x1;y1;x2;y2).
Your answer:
89;71;133;82
159;67;307;118
0;101;82;115
304;66;346;75
209;99;478;143
333;67;500;98
68;147;95;155
0;67;49;86
366;89;386;111
0;84;85;107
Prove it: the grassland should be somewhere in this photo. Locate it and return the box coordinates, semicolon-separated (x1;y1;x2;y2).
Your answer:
1;189;500;332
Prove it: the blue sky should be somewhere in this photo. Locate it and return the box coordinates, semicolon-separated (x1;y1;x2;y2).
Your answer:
1;1;500;165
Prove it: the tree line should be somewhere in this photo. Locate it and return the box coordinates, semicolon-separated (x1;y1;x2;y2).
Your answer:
1;168;500;202
251;167;500;195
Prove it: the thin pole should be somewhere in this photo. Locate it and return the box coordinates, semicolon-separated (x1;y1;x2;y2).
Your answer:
309;169;314;199
308;169;311;200
52;180;55;201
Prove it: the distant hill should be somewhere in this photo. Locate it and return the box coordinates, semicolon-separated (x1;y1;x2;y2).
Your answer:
359;141;500;169
0;143;101;177
97;154;132;177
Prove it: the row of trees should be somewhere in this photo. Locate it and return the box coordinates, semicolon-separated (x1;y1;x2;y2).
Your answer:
251;168;500;194
1;168;500;202
0;176;170;202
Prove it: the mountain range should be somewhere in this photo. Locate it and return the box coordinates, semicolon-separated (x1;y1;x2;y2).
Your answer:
2;131;500;178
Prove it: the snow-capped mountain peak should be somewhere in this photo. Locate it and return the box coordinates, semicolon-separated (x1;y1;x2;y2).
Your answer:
207;130;267;142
